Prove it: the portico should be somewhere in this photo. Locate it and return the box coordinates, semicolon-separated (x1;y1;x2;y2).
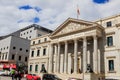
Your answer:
48;18;104;75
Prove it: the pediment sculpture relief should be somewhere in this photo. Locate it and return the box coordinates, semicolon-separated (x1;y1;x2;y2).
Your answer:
57;22;87;35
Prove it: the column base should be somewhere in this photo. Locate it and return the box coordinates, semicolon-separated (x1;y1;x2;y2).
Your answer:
72;72;78;74
83;73;99;80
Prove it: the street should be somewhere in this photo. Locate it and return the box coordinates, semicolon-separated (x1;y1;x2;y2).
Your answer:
0;76;26;80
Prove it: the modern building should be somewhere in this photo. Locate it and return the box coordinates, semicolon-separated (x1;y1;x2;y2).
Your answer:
0;24;52;70
0;36;30;69
20;24;52;40
28;14;120;80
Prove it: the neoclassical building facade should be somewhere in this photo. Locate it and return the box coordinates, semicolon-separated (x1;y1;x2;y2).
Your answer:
28;14;120;80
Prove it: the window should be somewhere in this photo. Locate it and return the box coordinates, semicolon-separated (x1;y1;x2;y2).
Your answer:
29;36;31;38
107;36;113;46
5;54;7;60
43;48;46;56
12;54;15;60
2;54;4;60
24;33;25;35
26;49;28;52
108;60;114;71
18;56;21;60
4;47;5;50
41;64;45;71
25;57;27;62
44;38;47;42
7;46;8;49
20;48;22;51
27;32;28;34
13;46;16;50
106;21;112;27
35;64;38;72
38;40;41;43
30;30;32;33
31;51;34;57
33;41;35;45
38;34;41;37
37;50;40;56
30;65;32;71
21;34;22;36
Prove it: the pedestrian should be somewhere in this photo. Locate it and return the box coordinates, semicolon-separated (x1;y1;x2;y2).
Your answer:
18;71;22;80
14;70;18;80
11;69;15;80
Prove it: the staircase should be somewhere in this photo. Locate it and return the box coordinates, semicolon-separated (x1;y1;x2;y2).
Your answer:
54;73;83;80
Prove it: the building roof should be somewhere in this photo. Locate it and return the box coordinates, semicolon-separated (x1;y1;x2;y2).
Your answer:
20;24;53;33
0;24;53;40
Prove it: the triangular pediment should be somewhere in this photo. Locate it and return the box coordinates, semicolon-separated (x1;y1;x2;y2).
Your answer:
50;18;96;38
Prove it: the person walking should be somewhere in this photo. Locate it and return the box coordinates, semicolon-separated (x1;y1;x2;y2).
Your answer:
11;69;15;80
14;70;18;80
18;71;22;80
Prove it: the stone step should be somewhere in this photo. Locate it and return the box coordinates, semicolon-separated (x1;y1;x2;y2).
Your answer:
39;73;83;80
54;73;83;80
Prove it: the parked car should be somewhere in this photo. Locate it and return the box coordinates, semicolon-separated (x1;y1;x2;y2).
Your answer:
66;77;82;80
0;70;6;76
42;74;61;80
26;74;41;80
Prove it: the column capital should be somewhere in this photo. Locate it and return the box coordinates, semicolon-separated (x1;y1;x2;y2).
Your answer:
82;36;87;41
64;40;68;43
93;35;97;39
57;42;60;46
50;43;53;46
73;38;79;43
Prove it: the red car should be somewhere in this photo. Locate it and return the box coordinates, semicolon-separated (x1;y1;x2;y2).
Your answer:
26;74;41;80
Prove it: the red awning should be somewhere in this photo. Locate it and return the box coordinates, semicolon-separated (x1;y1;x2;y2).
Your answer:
3;64;16;69
3;64;10;69
10;64;16;69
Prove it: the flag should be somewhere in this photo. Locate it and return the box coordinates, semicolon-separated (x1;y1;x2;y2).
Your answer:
77;8;80;15
77;5;80;19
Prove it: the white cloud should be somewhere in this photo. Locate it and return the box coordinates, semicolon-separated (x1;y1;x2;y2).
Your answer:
0;0;120;36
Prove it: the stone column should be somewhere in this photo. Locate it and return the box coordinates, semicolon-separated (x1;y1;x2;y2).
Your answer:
98;50;100;73
74;39;78;74
60;54;64;73
93;35;98;73
64;41;68;74
57;43;60;73
87;51;90;64
83;37;87;73
68;53;72;74
49;44;53;73
54;45;58;72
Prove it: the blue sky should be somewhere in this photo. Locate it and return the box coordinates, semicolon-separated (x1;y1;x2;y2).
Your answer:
18;5;41;23
19;5;41;12
0;0;120;36
93;0;109;4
